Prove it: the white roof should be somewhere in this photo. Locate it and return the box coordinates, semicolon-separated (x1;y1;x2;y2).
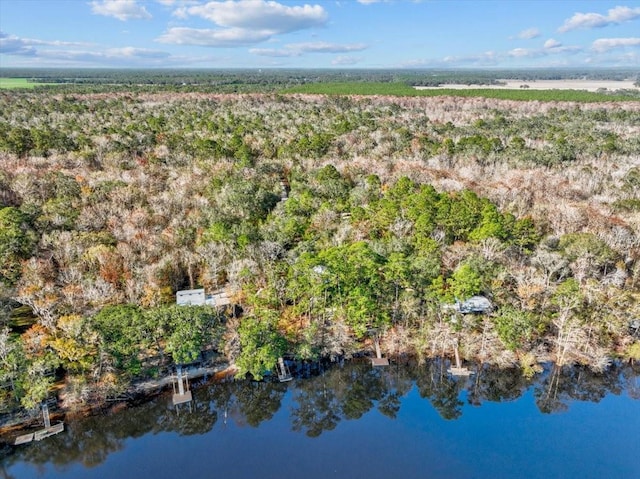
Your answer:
176;288;231;307
176;289;205;306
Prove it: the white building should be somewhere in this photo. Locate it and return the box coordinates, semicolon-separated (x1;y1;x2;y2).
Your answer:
176;288;231;307
176;289;208;306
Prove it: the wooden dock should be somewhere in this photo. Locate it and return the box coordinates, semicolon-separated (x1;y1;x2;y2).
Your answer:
172;390;193;405
14;402;65;445
14;423;65;445
276;357;292;382
172;365;194;406
371;357;390;367
34;422;64;441
14;433;34;445
371;338;389;366
447;342;473;376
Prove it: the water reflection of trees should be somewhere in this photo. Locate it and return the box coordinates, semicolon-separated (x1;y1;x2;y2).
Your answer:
3;361;638;471
534;364;626;414
291;361;412;437
467;363;532;406
411;359;465;420
207;380;287;428
1;387;220;471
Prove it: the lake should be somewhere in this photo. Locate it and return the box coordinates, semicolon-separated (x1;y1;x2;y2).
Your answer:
2;359;639;479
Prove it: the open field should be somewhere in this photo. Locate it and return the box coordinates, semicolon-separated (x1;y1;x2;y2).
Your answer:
284;81;640;101
416;79;639;92
0;78;52;89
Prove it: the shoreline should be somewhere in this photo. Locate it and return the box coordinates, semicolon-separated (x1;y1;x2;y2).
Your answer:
1;348;629;443
0;362;236;440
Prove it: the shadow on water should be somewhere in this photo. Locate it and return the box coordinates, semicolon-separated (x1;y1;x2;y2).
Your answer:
1;359;639;474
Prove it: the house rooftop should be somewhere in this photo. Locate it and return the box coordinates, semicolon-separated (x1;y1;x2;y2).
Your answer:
176;288;231;307
176;289;206;306
443;295;493;314
458;296;493;314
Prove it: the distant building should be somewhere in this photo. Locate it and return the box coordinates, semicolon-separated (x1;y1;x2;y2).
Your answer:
443;296;493;315
176;288;232;307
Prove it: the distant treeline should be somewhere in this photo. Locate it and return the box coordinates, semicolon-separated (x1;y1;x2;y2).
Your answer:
1;68;638;93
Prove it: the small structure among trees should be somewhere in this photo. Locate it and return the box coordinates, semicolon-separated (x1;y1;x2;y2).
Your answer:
13;401;64;445
176;289;211;306
276;357;292;382
443;297;491;376
172;365;193;407
451;296;493;315
447;339;473;377
176;288;231;307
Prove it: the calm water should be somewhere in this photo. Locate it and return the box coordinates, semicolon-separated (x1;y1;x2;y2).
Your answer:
2;360;640;479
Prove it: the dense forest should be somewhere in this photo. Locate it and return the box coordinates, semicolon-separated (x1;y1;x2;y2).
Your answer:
1;87;640;420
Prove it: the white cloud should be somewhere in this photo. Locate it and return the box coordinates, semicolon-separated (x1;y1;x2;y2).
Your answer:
592;37;640;52
36;47;171;63
250;41;367;57
0;33;37;56
331;55;360;65
517;28;541;39
173;7;190;18
0;31;220;67
183;0;327;32
357;0;383;4
509;42;581;58
37;47;218;66
585;50;640;66
90;0;152;21
558;6;640;33
10;48;172;65
289;41;367;53
156;0;201;8
249;47;299;57
508;48;542;58
440;51;499;66
107;47;171;58
157;27;271;46
0;32;89;56
399;51;499;68
161;1;328;47
607;5;640;22
543;38;562;49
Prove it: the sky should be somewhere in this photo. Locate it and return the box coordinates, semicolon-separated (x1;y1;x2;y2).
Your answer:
1;0;640;69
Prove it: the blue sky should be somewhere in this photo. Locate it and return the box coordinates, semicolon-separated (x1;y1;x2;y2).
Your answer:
1;1;639;68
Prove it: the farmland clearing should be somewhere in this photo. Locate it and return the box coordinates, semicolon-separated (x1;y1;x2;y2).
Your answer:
0;78;53;89
416;79;638;92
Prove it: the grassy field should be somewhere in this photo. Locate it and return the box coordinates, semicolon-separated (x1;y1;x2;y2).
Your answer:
0;78;53;89
283;82;640;102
